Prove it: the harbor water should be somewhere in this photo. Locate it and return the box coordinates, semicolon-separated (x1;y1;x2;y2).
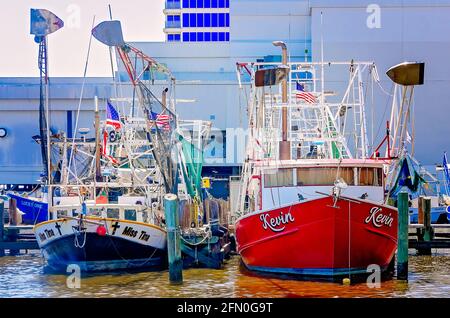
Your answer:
0;251;449;298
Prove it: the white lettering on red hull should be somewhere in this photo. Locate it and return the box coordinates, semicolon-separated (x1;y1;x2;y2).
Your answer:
365;207;394;228
260;211;295;232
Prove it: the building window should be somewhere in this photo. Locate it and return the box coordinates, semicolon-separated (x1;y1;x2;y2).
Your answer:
212;0;218;8
204;0;211;8
182;0;189;8
212;13;218;27
190;0;196;8
226;13;229;27
218;13;225;27
182;13;189;27
204;13;211;27
167;0;181;9
219;0;225;8
197;13;203;27
166;15;181;28
189;13;196;27
182;32;230;42
197;0;203;8
225;0;229;8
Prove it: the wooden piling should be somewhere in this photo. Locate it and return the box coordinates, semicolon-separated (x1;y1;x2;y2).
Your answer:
418;197;433;255
8;198;19;256
0;199;5;257
397;190;409;280
164;193;183;284
418;195;424;225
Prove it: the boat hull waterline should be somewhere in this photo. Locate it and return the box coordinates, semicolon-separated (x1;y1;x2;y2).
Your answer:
34;217;167;272
235;196;398;277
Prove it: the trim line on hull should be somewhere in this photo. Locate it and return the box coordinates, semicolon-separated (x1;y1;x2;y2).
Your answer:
245;263;388;277
238;227;300;253
365;226;398;243
34;217;166;233
42;232;166;272
46;257;165;272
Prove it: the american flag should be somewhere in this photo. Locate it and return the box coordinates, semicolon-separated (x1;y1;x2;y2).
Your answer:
102;130;119;165
150;111;171;130
295;82;317;104
106;100;122;130
444;152;450;195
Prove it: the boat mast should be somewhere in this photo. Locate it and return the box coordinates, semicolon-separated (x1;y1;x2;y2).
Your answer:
30;9;64;214
386;62;424;158
38;36;50;185
273;41;290;160
94;96;101;184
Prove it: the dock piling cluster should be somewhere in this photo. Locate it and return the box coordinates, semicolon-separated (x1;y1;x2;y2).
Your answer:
397;190;409;280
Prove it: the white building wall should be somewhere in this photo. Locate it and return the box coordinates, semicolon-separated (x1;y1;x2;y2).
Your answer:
2;0;449;185
310;0;450;163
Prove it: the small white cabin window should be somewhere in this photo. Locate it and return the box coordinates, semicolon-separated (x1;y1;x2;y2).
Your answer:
125;209;137;221
107;208;120;219
359;167;383;186
297;167;354;186
264;168;294;187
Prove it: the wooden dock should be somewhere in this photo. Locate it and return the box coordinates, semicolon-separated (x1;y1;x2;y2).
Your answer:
409;223;450;251
0;200;39;256
1;196;449;259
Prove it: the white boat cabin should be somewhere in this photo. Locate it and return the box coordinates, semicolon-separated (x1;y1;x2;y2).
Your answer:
256;159;388;211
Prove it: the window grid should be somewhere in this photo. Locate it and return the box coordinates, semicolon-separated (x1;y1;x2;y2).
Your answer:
182;0;230;8
181;13;229;28
168;34;181;42
182;32;230;42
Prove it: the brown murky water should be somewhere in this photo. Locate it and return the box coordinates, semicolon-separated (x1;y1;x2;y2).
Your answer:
0;251;449;298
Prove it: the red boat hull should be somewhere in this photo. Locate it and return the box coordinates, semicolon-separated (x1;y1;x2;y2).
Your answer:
235;196;398;276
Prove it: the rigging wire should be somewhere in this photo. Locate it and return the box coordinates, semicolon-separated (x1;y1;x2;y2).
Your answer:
372;83;395;147
67;15;96;202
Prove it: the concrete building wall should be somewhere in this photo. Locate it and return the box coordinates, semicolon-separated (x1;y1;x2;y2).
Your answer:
1;0;449;185
310;0;450;164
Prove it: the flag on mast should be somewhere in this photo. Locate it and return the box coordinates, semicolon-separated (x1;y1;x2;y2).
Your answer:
106;100;122;130
102;130;119;165
295;82;317;104
443;152;450;195
149;111;171;130
102;100;121;165
30;9;64;36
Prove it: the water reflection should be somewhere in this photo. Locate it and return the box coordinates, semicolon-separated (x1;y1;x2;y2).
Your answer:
0;251;449;298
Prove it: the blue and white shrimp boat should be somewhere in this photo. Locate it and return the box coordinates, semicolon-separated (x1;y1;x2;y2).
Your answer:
34;198;167;272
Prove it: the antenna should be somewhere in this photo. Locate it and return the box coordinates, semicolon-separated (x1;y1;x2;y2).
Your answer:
108;4;113;20
320;11;325;96
320;12;329;156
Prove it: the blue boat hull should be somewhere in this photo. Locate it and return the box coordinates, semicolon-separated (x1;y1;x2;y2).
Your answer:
7;194;48;224
42;233;167;272
409;206;450;224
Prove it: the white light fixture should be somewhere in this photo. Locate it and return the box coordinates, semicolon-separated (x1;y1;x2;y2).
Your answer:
0;128;7;138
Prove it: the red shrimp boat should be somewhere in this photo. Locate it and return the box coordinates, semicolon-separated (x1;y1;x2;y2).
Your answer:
234;57;398;277
235;160;397;276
